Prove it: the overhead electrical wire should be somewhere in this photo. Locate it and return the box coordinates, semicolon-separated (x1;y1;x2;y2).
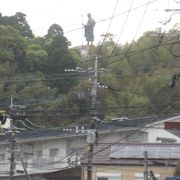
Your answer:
0;0;159;40
104;0;151;68
80;112;180;162
0;37;177;82
96;0;120;55
110;0;134;56
0;67;178;83
64;0;159;35
0;36;177;81
0;1;177;118
8;101;180;115
112;0;177;108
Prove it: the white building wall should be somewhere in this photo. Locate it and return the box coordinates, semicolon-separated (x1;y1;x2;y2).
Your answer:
144;128;180;143
0;144;8;161
42;139;67;158
68;136;86;153
98;130;147;143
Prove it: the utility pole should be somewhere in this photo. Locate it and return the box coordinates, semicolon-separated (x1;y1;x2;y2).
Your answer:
144;151;148;180
9;131;16;180
87;56;98;180
9;129;30;180
8;95;30;180
65;57;101;180
149;170;157;180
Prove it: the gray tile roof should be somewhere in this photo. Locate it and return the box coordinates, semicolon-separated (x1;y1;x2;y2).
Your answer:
0;114;177;143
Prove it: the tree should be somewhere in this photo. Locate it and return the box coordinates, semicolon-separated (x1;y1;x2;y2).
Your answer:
1;12;33;38
25;44;48;72
47;24;64;38
44;24;78;93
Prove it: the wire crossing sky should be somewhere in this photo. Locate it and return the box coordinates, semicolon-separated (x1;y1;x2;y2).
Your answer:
0;0;179;46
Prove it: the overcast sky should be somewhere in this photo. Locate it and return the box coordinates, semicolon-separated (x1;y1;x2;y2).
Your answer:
1;0;180;46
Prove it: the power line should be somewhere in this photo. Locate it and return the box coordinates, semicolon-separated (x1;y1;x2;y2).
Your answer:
0;0;159;40
110;0;134;56
0;40;177;86
63;0;159;35
81;113;180;162
96;0;120;55
0;36;177;81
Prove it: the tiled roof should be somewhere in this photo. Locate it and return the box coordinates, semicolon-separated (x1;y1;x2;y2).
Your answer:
0;115;178;143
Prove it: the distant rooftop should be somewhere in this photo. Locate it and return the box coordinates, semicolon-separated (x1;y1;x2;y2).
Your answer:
0;114;179;143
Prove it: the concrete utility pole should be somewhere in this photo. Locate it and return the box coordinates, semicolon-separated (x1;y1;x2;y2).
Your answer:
9;134;16;180
87;56;98;180
149;170;157;180
9;130;30;180
65;57;102;180
144;151;148;180
8;96;30;180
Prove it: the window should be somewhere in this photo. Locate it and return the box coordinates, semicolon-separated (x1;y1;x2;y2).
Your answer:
19;143;33;160
97;178;119;180
97;178;108;180
0;154;5;161
49;148;59;157
97;173;121;180
23;152;33;160
70;147;83;154
37;150;42;158
134;173;160;180
23;143;33;153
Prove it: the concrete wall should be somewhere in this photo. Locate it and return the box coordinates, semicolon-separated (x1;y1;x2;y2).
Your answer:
82;165;175;180
98;130;147;143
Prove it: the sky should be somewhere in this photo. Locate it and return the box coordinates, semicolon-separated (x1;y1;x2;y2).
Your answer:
1;0;180;47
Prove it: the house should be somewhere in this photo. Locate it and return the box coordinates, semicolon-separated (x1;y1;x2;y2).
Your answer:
82;143;180;180
0;114;180;179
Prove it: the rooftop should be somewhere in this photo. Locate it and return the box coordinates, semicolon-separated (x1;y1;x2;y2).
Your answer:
0;114;179;143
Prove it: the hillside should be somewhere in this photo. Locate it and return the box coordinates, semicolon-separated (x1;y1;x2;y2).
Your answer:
0;12;179;127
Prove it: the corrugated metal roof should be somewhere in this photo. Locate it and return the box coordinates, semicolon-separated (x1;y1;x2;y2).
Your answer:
110;143;180;159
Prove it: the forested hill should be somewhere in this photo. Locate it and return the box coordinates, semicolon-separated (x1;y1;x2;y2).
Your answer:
0;12;179;127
